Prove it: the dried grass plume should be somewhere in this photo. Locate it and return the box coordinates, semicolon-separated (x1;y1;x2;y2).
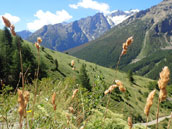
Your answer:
128;117;133;129
144;89;156;116
2;16;11;28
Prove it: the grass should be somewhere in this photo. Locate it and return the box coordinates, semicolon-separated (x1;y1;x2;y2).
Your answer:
0;39;171;128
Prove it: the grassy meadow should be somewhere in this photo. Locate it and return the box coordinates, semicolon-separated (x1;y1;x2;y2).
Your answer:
0;18;172;129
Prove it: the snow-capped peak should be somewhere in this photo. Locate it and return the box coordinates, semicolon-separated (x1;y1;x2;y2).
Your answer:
105;9;139;27
124;9;140;14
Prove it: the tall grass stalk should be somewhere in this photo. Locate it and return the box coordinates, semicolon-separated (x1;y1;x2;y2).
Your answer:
19;48;25;92
79;90;85;122
167;112;172;129
156;98;160;129
116;53;122;70
31;44;40;127
102;94;110;127
146;116;148;129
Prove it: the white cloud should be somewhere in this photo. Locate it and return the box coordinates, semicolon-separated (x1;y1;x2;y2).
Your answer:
69;0;110;14
27;10;72;31
1;13;20;25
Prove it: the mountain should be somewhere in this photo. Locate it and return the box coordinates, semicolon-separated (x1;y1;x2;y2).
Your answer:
68;0;172;79
27;13;110;51
16;30;32;39
106;9;139;27
27;10;137;52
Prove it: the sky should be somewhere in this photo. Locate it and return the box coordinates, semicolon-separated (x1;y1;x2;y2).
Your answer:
0;0;163;32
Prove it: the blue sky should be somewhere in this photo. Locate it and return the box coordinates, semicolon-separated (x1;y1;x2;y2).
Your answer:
0;0;162;32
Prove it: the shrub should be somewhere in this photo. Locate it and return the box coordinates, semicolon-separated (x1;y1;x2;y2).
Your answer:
78;64;91;91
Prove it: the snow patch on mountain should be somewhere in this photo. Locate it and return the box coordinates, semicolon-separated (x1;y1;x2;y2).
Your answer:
106;9;139;27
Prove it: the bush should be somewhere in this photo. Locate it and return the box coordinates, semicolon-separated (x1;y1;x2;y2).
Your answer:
78;64;91;91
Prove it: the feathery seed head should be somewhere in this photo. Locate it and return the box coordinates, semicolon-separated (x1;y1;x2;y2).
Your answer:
119;85;126;92
121;49;127;55
52;92;56;105
121;36;133;56
80;126;85;129
72;89;78;99
10;25;16;36
126;36;133;46
53;105;57;111
17;89;24;104
144;90;156;116
17;89;25;118
23;91;30;103
37;37;42;44
2;16;11;28
115;80;123;87
159;89;167;102
51;92;57;110
35;42;40;51
158;66;170;90
104;90;109;95
72;67;75;71
108;85;117;93
115;80;126;92
18;106;24;117
128;117;133;129
68;107;75;113
71;60;75;67
122;43;128;49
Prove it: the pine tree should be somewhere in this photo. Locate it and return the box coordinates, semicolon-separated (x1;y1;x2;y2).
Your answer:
3;27;12;46
54;59;58;70
0;27;13;84
79;64;91;91
128;70;134;83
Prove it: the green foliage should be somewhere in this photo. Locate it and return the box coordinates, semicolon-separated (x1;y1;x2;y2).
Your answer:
70;20;148;68
123;50;172;83
0;29;47;88
78;64;91;91
0;84;14;128
148;81;158;91
0;27;171;128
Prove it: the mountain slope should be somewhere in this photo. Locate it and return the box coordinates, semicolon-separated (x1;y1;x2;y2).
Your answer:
16;30;32;39
69;0;172;77
27;13;110;51
27;10;138;52
0;28;171;128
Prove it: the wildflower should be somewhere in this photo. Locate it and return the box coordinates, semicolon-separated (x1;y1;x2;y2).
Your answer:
27;110;32;113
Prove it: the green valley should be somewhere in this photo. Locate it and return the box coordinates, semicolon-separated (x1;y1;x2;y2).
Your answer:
0;27;171;129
